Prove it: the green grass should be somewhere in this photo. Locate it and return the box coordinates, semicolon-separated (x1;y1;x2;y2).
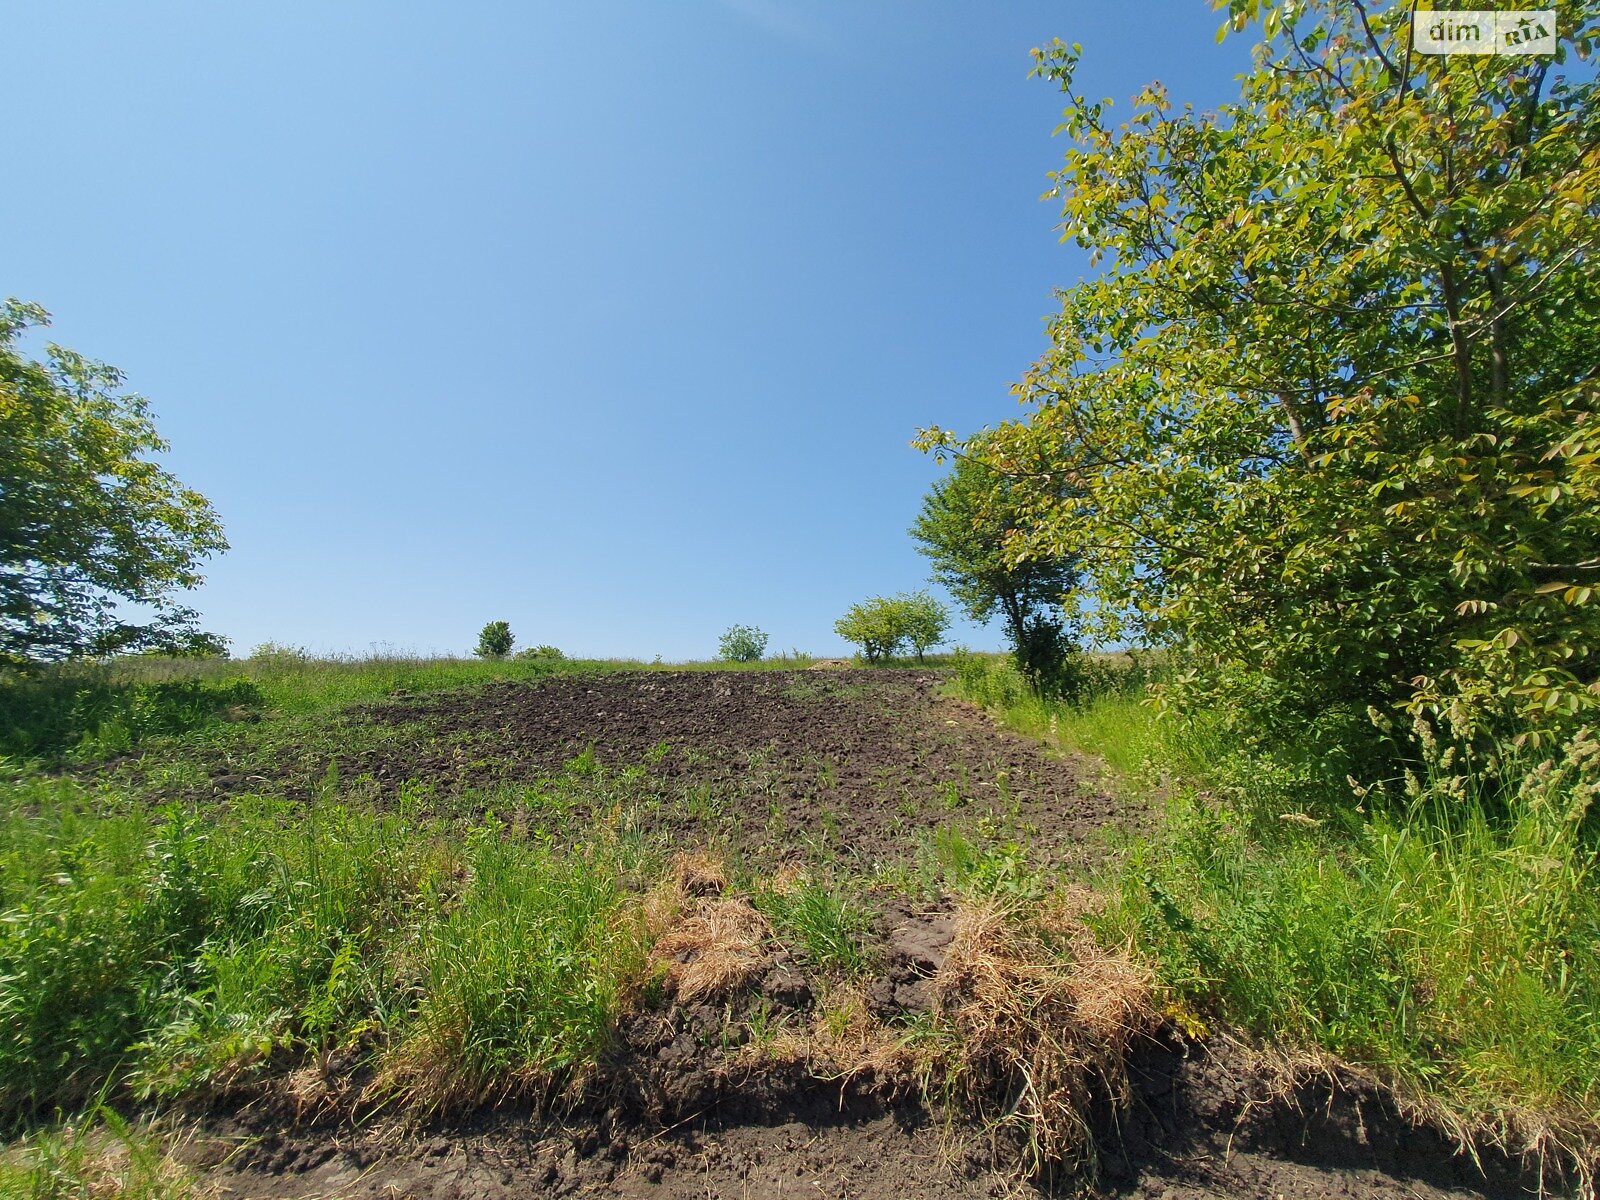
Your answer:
0;766;662;1129
952;651;1600;1169
0;1106;208;1200
752;878;875;977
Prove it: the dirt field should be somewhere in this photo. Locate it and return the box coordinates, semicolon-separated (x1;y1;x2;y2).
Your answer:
169;671;1551;1199
339;669;1125;867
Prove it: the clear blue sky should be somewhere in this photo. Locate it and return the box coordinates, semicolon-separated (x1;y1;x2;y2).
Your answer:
5;3;1252;660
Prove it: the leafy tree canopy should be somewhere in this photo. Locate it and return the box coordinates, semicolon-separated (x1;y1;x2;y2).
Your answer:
911;429;1078;642
899;591;950;662
1;301;228;665
921;0;1600;758
475;620;514;659
834;592;949;664
718;624;769;662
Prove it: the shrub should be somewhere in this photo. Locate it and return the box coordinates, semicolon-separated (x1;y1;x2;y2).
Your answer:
249;641;309;665
515;645;565;664
474;621;513;660
1013;612;1083;700
717;625;769;663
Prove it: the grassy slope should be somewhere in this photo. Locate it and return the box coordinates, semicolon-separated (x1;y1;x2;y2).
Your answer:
952;654;1600;1171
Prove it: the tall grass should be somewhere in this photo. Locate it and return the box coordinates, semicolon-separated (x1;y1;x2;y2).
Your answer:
752;877;874;976
0;1105;209;1200
951;653;1600;1168
0;770;659;1130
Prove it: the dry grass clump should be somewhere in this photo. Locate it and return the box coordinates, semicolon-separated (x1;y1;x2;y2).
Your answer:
649;854;772;1003
930;895;1157;1181
805;985;920;1083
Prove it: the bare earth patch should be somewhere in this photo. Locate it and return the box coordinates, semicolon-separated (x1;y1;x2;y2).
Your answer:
344;669;1130;867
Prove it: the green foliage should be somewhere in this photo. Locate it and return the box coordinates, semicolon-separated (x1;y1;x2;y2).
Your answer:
717;624;769;663
384;823;652;1110
1099;727;1600;1146
1012;611;1081;699
0;773;653;1128
912;433;1079;678
899;591;949;663
921;1;1600;761
514;644;565;663
834;598;902;664
0;669;262;761
0;1105;209;1200
474;620;514;660
0;301;228;665
754;879;873;976
974;664;1600;1160
834;592;950;664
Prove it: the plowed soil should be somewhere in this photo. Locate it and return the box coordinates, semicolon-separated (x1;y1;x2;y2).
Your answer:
344;670;1131;867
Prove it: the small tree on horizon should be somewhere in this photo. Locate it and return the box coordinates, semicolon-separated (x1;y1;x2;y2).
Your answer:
718;624;769;662
834;593;948;664
900;591;949;663
834;598;902;664
474;620;513;659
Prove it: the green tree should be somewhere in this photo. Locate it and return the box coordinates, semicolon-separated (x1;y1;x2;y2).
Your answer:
834;597;905;665
911;433;1078;681
475;620;513;659
899;591;949;663
834;593;949;664
921;1;1600;757
0;302;228;665
718;624;769;662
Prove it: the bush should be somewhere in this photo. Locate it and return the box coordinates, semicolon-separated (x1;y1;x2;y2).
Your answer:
474;621;513;660
1013;612;1082;700
717;625;769;663
514;645;565;664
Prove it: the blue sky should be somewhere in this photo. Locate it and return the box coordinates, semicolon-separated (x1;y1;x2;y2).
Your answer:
5;3;1253;660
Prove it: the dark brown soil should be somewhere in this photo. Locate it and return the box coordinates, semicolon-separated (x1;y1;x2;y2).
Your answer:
189;1037;1546;1200
341;670;1130;867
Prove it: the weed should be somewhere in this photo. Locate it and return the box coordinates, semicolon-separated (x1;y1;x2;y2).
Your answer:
0;1106;210;1200
755;879;873;977
561;747;599;777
